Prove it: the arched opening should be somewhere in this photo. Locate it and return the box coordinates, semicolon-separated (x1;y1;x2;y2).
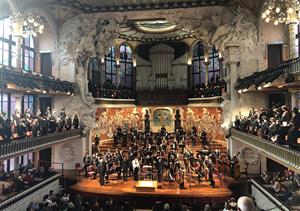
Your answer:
120;43;133;90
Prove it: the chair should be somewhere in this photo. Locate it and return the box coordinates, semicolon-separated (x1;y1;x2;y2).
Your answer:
87;165;96;178
140;165;153;180
75;163;82;176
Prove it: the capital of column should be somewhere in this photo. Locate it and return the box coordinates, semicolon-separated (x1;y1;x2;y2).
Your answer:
224;42;240;64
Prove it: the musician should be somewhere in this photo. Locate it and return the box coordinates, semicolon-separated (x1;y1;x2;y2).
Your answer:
177;165;185;189
191;126;197;146
200;130;207;146
122;130;128;146
83;152;91;176
207;159;215;188
122;156;129;181
156;156;164;182
132;157;140;181
98;158;107;186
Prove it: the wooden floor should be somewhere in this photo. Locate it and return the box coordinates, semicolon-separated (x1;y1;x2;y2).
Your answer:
69;176;232;203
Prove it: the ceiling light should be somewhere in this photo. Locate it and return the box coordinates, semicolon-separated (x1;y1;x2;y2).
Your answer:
261;0;300;25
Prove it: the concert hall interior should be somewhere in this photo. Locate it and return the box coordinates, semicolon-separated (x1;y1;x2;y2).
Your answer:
0;0;300;210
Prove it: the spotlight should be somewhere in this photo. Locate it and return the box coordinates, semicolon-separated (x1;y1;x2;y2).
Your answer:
238;89;242;94
242;88;248;92
257;86;262;90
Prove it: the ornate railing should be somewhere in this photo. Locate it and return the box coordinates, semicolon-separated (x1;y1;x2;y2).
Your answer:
0;67;79;93
91;89;134;99
0;129;82;160
235;57;300;90
251;178;290;211
283;56;300;75
0;173;60;210
231;129;300;173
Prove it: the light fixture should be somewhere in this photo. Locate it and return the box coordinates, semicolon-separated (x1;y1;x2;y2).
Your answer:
238;89;242;94
261;0;300;25
257;86;262;90
10;12;44;37
242;88;248;93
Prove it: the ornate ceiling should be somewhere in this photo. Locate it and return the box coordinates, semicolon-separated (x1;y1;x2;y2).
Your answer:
57;0;228;13
0;0;264;43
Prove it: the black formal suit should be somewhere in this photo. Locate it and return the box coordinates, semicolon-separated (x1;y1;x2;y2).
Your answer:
122;158;129;181
98;161;107;186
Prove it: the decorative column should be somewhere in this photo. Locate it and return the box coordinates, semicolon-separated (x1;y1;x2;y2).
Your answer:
100;57;105;88
12;14;23;71
225;42;240;123
132;57;137;95
218;55;226;92
204;57;210;86
187;52;193;95
290;90;299;108
115;44;121;87
288;21;298;59
14;156;20;177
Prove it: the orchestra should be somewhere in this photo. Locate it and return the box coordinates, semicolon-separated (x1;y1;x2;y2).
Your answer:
83;126;240;188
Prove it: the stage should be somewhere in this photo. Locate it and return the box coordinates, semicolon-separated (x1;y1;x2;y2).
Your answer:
69;176;233;204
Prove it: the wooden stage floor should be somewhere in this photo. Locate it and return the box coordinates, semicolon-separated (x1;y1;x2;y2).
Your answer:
69;176;232;202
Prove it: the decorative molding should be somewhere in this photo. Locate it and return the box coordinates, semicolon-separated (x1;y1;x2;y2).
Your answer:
58;0;228;13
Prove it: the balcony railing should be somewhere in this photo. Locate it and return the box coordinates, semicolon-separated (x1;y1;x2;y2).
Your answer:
0;129;82;160
283;56;300;75
235;57;300;91
231;129;300;173
0;67;79;94
0;173;60;210
251;178;290;211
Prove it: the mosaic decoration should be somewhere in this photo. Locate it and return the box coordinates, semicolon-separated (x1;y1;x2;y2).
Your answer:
93;106;224;141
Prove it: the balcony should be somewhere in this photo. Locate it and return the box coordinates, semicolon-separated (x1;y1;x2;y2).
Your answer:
251;178;291;211
0;66;78;94
235;57;300;91
0;129;82;160
0;173;60;211
230;129;300;173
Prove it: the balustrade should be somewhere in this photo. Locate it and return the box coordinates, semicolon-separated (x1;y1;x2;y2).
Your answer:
231;129;300;173
0;129;82;160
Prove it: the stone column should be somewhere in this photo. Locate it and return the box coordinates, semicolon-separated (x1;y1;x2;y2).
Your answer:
204;59;210;86
225;42;240;123
290;90;299;108
115;44;121;87
14;156;20;177
287;21;298;59
12;14;23;71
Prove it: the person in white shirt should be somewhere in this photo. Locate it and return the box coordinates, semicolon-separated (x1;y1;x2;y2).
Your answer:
132;157;140;181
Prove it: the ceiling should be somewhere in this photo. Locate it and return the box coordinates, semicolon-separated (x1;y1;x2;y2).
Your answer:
57;0;229;13
0;0;264;42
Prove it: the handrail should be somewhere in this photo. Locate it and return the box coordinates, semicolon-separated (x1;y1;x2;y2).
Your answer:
235;57;300;90
0;173;60;210
231;129;300;173
0;129;82;160
0;67;79;93
251;178;290;211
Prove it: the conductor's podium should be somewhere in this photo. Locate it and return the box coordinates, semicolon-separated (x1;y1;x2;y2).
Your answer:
136;180;157;192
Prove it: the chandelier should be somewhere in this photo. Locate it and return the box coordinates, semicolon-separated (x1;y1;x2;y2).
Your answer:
10;13;44;37
261;0;300;25
22;13;44;37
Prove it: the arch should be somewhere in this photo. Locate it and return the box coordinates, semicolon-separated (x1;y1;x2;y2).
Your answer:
119;43;133;90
